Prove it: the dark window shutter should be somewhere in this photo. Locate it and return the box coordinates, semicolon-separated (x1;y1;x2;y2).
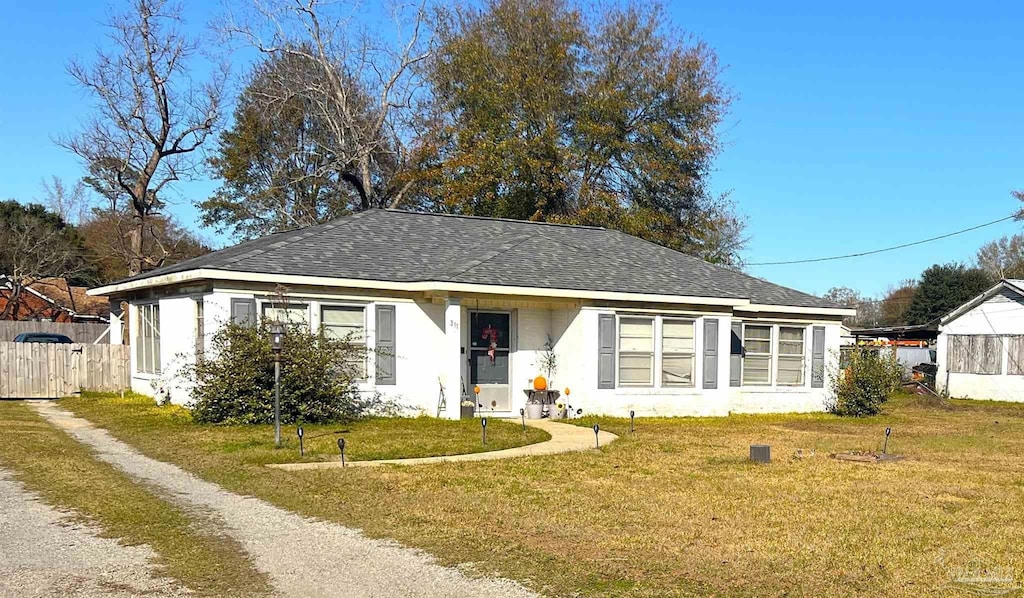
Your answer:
811;326;826;388
375;305;396;385
598;314;615;389
703;318;719;389
730;321;743;387
230;299;256;327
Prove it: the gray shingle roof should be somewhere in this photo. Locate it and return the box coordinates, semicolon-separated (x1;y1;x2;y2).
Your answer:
114;209;840;309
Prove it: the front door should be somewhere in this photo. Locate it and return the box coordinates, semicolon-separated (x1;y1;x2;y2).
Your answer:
469;311;511;412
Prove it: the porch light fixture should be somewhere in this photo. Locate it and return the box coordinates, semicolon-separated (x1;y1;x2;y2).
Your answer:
269;321;286;447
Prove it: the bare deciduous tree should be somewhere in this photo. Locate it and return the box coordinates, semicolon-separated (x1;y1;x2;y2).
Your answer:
59;0;225;276
40;176;90;225
224;0;431;210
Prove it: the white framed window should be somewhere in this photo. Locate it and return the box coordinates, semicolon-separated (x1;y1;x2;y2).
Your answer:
618;317;654;386
741;324;772;385
777;326;805;385
136;303;161;375
662;318;696;387
262;303;309;326
321;305;367;379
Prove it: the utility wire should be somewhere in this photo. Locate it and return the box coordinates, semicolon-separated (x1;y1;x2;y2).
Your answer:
749;214;1016;266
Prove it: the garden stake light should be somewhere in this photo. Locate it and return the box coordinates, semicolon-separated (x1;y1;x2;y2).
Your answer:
268;321;286;447
481;417;488;445
337;437;346;467
297;426;304;457
519;408;526;432
883;427;891;454
630;410;635;434
593;424;600;448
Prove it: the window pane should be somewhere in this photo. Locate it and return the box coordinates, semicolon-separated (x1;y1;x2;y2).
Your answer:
619;318;653;352
619;354;652;384
745;325;771;341
663;319;695;353
777;356;804;385
743;355;771;384
322;306;364;342
745;339;771;354
779;327;804;342
662;355;694;386
263;305;308;325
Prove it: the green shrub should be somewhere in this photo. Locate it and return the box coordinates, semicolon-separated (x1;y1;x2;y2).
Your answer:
829;347;904;417
187;320;386;424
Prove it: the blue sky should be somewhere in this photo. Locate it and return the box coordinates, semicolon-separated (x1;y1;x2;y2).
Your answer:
1;1;1021;298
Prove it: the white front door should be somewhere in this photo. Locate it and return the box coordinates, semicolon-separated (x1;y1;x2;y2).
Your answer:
469;311;512;412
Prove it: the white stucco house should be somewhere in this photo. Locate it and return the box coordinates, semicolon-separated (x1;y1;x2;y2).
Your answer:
90;209;853;418
936;279;1024;402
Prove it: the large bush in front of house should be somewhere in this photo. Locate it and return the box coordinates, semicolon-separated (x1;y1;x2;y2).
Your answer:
188;320;377;424
829;347;904;417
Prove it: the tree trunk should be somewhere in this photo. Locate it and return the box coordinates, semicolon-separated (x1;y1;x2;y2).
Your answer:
128;213;145;277
359;154;374;209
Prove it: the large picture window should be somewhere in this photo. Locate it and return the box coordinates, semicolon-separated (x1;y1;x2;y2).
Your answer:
777;327;806;385
742;325;772;385
619;317;654;386
321;305;366;378
136;303;161;375
662;319;695;387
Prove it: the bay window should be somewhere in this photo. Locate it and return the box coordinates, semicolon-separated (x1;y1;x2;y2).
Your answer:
136;303;161;375
619;317;654;386
662;319;695;387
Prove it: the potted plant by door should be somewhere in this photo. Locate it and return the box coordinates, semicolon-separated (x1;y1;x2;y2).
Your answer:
549;400;566;420
525;393;545;419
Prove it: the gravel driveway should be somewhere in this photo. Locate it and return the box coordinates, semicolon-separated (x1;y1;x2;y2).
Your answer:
30;401;537;598
0;469;185;597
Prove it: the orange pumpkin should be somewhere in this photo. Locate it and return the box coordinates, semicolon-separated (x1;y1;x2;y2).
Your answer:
533;376;548;391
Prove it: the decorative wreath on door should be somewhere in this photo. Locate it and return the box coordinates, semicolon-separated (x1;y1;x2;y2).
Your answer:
481;325;499;363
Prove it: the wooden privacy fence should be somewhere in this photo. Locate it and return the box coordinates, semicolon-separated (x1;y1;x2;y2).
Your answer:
0;321;111;344
0;342;129;398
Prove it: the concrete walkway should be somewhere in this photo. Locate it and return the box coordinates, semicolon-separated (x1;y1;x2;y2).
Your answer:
268;418;619;471
30;401;536;598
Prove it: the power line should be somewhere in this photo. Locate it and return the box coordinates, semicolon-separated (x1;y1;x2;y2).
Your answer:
749;214;1016;266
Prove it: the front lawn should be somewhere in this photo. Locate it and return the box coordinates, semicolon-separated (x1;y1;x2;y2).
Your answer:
61;393;1024;596
68;392;548;465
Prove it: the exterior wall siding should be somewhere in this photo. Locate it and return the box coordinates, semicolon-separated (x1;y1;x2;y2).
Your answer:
937;289;1024;402
126;285;845;417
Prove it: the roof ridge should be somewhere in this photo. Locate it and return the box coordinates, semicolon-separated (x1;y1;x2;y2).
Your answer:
383;209;606;231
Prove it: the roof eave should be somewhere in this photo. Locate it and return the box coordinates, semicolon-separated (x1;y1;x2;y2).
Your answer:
90;268;847;315
939;279;1024;326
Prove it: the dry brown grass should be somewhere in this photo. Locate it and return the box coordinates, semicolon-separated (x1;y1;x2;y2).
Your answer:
61;393;1024;596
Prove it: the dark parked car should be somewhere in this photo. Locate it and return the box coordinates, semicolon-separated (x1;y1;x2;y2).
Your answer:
13;332;73;344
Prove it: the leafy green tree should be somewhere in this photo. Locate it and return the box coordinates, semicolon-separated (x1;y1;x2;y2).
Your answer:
903;264;994;325
202;51;363;239
0;200;98;318
411;0;743;265
976;234;1024;280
